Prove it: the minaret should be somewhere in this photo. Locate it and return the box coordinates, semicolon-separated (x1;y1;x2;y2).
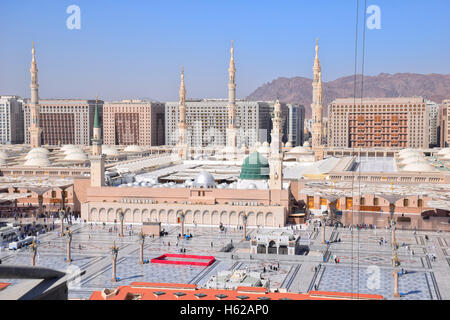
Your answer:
269;99;283;190
90;97;105;187
226;40;238;149
29;42;42;148
311;38;323;149
177;66;188;159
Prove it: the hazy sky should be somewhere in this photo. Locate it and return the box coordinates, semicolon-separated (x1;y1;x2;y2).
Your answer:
1;0;449;101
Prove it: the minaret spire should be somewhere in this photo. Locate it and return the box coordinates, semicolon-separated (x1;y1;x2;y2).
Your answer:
90;96;105;187
29;41;42;148
177;66;188;159
269;99;283;190
226;40;238;149
311;38;323;149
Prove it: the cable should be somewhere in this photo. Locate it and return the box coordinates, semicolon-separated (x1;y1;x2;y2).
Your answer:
350;0;360;299
357;0;369;298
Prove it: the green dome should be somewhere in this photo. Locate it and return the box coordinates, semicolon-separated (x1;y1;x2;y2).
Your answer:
240;152;270;180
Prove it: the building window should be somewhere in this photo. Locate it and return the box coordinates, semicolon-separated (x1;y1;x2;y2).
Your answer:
360;197;365;205
403;199;409;207
51;190;57;198
418;199;423;208
373;197;379;206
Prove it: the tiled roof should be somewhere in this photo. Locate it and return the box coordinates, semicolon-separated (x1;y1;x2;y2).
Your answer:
89;282;384;301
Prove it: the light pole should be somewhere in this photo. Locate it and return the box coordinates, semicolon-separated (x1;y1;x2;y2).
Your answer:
138;230;145;265
111;241;119;282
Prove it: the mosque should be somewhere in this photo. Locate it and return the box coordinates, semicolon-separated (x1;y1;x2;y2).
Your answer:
1;41;450;231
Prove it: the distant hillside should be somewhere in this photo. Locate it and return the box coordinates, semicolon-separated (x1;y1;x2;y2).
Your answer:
247;73;450;118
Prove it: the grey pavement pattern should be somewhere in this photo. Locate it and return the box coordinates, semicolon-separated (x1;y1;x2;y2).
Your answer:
0;222;448;300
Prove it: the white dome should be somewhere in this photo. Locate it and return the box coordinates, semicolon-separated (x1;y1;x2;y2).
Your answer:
437;148;450;156
402;163;436;172
247;183;257;190
399;151;422;160
24;157;51;167
399;148;415;154
102;145;119;156
400;157;426;166
193;171;216;188
262;141;270;147
63;147;83;155
28;147;49;155
64;151;88;161
257;145;271;154
61;145;78;151
288;146;311;154
0;151;8;159
25;152;49;160
124;145;143;153
285;141;293;148
303;141;310;147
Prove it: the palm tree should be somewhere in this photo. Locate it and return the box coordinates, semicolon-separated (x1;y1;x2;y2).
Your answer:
66;227;72;262
59;209;65;237
31;240;38;266
111;241;119;282
178;211;186;236
138;231;145;265
118;209;125;237
242;213;248;241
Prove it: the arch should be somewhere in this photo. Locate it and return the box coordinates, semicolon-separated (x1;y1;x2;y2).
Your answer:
107;208;115;222
90;208;98;222
229;211;238;226
99;208;107;222
159;209;167;223
150;209;158;222
185;210;193;224
142;209;150;223
211;211;219;225
203;211;210;225
133;208;141;223
124;209;133;223
193;210;201;224
168;210;176;224
220;211;228;225
247;212;256;226
265;212;274;227
256;212;264;226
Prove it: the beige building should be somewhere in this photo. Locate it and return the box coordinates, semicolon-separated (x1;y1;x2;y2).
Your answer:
441;100;450;147
23;99;103;146
0;96;24;144
328;97;430;148
103;100;165;146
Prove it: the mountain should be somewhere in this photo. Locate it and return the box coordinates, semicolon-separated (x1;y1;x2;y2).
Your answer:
246;73;450;118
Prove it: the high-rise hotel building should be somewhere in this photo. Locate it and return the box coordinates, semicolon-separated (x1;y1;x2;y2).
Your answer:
441;100;450;148
23;99;104;146
0;96;24;144
165;100;289;148
328;97;430;148
103;100;165;146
